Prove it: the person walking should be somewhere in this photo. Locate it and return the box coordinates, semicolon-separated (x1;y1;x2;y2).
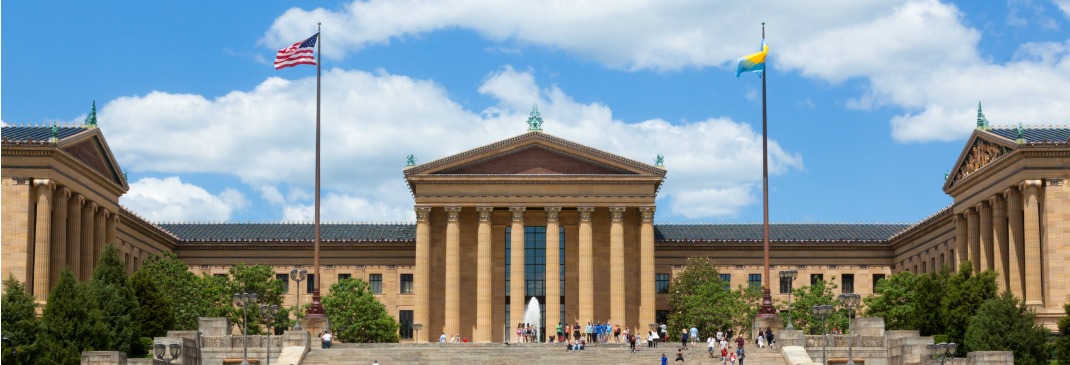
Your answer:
736;346;747;365
735;334;745;349
689;326;698;349
707;336;716;358
765;328;775;349
680;328;688;349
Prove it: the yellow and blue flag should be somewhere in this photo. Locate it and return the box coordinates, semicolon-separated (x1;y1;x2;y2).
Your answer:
735;39;768;77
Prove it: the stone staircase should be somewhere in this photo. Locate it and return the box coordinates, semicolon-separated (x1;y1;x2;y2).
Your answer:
299;342;790;365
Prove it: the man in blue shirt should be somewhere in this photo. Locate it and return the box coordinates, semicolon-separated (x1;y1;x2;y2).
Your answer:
689;326;698;348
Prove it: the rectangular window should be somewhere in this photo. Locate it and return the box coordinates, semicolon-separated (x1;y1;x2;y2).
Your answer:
779;274;792;294
306;274;316;294
213;273;227;278
922;261;927;274
338;273;351;281
400;274;414;294
842;274;855;294
399;310;414;339
872;274;886;293
950;250;956;271
931;258;936;272
719;274;731;291
276;273;290;293
655;273;670;293
370;273;383;294
811;274;824;286
748;274;761;289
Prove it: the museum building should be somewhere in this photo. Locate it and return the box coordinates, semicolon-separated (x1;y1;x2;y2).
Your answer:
2;110;1067;342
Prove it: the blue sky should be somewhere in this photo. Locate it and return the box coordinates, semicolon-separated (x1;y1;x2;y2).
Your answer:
3;0;1069;224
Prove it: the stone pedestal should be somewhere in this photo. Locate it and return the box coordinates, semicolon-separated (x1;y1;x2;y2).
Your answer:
154;336;201;365
966;351;1013;365
753;315;783;340
283;330;311;347
80;351;126;365
778;328;806;347
303;314;330;348
853;318;885;337
199;317;230;336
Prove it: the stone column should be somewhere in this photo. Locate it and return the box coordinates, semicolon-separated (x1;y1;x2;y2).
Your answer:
444;206;462;338
414;206;431;342
639;207;656;330
32;179;54;299
609;206;626;327
577;207;594;327
1004;187;1025;298
978;201;993;271
67;194;84;278
475;207;494;343
509;206;526;342
50;187;70;289
106;213;118;247
990;195;1008;290
94;209;107;267
544;207;562;339
967;207;980;272
954;213;968;268
1021;180;1043;306
81;202;97;281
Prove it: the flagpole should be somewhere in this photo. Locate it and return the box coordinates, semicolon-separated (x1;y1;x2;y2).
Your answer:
308;22;326;317
757;22;777;318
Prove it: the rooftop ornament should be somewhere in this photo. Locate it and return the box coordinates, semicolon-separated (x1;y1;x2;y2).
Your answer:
85;100;98;129
976;101;990;130
405;154;416;166
1016;123;1025;144
50;124;59;142
654;154;665;167
527;104;544;132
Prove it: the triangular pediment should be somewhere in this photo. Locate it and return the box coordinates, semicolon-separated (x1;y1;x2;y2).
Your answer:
405;132;666;177
944;130;1015;191
437;145;635;175
60;131;126;188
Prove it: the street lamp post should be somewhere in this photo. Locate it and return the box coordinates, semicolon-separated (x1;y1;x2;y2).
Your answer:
153;342;183;364
290;269;307;330
779;270;798;329
927;342;957;365
812;304;833;365
838;293;861;365
234;293;259;365
413;323;423;343
261;304;280;365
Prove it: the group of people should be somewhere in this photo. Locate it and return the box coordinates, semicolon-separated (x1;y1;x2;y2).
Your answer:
438;332;468;343
549;321;625;344
755;327;775;349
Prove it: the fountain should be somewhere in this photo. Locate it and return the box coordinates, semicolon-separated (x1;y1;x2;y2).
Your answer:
523;297;542;343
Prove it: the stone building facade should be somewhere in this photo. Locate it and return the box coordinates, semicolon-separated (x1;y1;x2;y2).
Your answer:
2;117;1067;342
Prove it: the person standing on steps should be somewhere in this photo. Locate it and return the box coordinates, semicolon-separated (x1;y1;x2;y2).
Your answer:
675;348;685;363
661;353;668;365
689;326;698;349
736;346;746;365
735;333;745;350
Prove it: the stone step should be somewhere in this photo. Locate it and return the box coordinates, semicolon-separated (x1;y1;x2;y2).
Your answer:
299;343;789;365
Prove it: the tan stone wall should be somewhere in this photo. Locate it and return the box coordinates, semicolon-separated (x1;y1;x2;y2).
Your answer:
2;177;34;284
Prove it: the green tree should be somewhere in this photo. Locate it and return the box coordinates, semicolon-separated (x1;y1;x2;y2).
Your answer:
788;278;849;335
90;243;141;354
226;264;286;335
36;269;110;365
1056;300;1070;365
863;268;948;336
666;257;742;337
322;278;400;343
941;264;998;355
1;275;39;365
138;252;226;330
131;268;174;338
964;292;1049;365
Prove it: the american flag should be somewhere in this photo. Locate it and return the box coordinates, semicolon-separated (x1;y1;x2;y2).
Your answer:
275;33;318;70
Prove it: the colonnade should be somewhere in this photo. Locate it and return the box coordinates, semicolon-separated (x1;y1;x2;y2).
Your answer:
27;178;118;300
413;205;656;343
955;180;1044;306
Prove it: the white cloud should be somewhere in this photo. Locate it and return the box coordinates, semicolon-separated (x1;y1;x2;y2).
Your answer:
120;177;247;222
261;0;1070;143
104;66;801;221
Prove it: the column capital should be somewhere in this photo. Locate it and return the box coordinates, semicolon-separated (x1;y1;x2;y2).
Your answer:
577;206;594;222
476;207;493;222
110;214;121;223
33;178;55;189
639;206;656;223
415;206;432;222
73;193;86;206
544;207;561;222
1020;179;1043;191
989;194;1004;204
1003;185;1020;197
57;187;72;199
445;206;462;222
101;209;111;219
509;206;526;222
609;206;626;222
87;201;99;212
975;200;989;211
